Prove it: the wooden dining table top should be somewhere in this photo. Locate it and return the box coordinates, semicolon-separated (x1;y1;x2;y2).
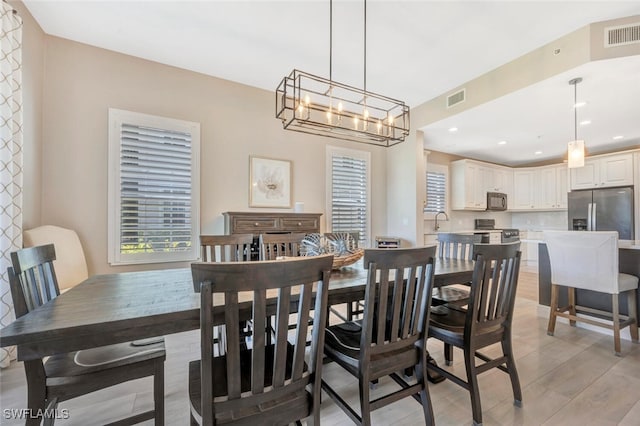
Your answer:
0;258;475;361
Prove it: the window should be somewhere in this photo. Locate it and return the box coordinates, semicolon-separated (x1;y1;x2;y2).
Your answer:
425;163;448;216
326;146;370;247
108;109;200;265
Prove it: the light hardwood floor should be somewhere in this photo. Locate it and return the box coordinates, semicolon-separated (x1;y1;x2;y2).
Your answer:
1;266;639;425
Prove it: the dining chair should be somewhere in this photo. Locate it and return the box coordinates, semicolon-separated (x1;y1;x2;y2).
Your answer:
200;234;255;354
22;225;89;291
321;246;437;425
544;231;639;356
259;232;306;260
432;232;482;365
200;234;253;262
189;255;333;425
8;244;166;426
427;242;522;426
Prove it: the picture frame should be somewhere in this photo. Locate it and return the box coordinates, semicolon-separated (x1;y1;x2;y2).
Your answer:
249;156;292;208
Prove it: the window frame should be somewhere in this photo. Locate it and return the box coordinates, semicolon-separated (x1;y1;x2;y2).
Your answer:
424;161;449;219
107;108;201;265
325;145;371;248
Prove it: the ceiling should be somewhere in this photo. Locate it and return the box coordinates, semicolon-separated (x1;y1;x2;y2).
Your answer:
23;0;640;165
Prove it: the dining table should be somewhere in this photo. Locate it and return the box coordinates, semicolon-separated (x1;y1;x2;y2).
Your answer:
0;258;475;362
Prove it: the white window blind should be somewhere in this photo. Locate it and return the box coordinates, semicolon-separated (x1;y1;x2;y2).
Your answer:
425;171;446;213
327;147;370;247
108;109;200;265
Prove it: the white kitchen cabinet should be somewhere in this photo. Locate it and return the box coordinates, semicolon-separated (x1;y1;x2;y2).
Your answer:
536;164;568;210
512;164;567;211
451;160;487;210
570;152;634;190
485;167;513;197
511;169;536;210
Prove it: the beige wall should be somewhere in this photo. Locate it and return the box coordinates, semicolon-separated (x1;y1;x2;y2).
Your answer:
39;37;388;275
9;1;44;230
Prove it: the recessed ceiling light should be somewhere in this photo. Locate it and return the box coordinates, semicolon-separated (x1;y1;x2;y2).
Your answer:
574;102;587;108
613;135;624;140
534;151;542;155
448;127;458;132
498;140;507;145
579;120;591;125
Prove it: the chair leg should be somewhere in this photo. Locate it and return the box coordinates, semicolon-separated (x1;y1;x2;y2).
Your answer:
154;360;165;426
501;335;522;406
444;343;454;366
415;350;435;425
358;373;372;426
628;290;639;343
612;294;622;356
464;348;483;426
190;413;199;426
42;398;58;426
568;287;576;326
547;284;559;336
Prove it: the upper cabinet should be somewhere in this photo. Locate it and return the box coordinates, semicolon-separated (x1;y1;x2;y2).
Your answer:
570;152;634;190
451;160;512;211
510;164;567;211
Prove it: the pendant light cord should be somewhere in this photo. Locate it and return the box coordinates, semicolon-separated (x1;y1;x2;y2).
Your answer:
574;80;577;140
363;0;367;95
329;0;332;83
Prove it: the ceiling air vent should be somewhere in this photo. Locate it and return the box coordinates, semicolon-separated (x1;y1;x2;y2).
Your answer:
604;22;640;47
446;88;465;108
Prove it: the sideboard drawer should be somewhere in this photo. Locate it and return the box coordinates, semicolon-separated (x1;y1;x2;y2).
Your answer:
224;212;322;235
280;218;318;232
233;218;279;233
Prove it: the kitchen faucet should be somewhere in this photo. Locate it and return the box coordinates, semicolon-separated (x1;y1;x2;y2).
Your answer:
434;211;449;231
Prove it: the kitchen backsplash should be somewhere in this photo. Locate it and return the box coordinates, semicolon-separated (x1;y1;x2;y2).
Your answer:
425;210;567;233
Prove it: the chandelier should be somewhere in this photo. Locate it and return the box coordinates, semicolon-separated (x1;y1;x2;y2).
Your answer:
275;0;410;147
567;77;585;168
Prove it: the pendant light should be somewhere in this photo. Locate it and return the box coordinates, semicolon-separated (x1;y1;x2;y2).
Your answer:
275;0;410;147
567;77;585;168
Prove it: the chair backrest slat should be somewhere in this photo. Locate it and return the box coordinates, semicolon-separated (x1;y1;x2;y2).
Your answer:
360;246;436;358
191;255;332;424
10;244;60;316
200;234;253;262
437;233;482;260
468;243;521;334
259;233;306;260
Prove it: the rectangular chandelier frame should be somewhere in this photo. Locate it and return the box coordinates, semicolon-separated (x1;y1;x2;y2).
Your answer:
276;69;410;147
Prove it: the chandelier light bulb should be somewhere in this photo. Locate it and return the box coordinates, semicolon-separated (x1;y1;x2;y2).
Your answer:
353;116;359;129
337;102;343;112
304;94;311;106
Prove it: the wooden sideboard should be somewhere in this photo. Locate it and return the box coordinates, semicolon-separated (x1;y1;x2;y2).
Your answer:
223;212;322;235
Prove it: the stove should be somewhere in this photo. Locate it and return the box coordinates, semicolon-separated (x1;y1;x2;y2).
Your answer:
474;219;520;243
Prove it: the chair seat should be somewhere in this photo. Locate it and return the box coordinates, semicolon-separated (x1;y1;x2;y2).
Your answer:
619;273;639;292
44;340;166;377
432;285;470;303
189;343;311;424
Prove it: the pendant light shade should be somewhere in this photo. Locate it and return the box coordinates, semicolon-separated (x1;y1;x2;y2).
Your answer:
568;78;585;168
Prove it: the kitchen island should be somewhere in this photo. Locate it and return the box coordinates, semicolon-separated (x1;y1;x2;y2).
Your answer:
538;240;640;319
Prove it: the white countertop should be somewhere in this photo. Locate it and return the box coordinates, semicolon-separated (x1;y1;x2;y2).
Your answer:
528;239;640;250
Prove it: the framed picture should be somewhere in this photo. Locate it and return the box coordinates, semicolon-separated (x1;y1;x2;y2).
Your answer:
249;156;292;208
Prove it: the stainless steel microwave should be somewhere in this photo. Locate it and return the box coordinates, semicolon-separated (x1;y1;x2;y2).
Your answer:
486;192;507;211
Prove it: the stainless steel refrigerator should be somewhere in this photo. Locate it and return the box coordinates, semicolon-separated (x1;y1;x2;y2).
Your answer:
568;186;634;239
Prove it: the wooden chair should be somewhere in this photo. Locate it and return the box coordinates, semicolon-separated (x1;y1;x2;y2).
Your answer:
544;231;639;356
189;255;333;425
8;244;166;426
200;234;255;353
321;246;437;425
427;242;522;426
200;234;253;262
433;233;482;365
259;233;306;260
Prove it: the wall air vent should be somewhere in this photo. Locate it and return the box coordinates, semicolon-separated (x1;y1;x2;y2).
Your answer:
605;22;640;47
446;88;465;108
